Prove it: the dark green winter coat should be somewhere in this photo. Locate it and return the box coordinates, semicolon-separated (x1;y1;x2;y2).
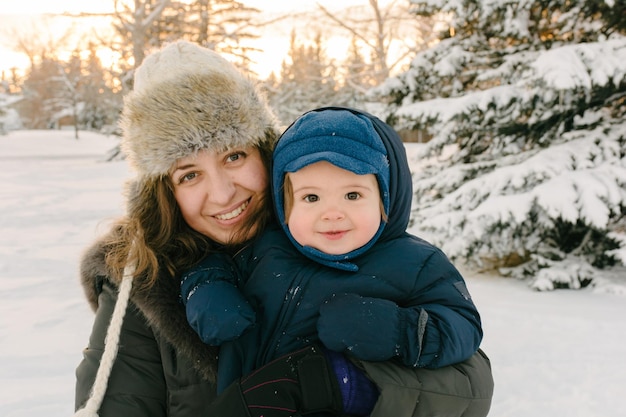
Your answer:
75;238;219;416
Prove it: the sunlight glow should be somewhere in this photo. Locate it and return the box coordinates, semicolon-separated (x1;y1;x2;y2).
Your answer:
0;0;395;79
1;0;112;14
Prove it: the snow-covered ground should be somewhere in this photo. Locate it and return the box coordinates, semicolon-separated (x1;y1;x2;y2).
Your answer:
1;130;625;417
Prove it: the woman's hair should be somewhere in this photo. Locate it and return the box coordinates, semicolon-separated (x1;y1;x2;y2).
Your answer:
226;135;274;248
104;132;276;290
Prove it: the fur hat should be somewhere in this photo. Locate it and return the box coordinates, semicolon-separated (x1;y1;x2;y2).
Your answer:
120;41;279;178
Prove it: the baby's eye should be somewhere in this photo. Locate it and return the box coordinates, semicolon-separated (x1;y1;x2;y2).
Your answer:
346;192;360;200
304;194;319;203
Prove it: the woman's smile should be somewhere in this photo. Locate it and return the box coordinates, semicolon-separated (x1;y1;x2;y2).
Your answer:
214;199;249;221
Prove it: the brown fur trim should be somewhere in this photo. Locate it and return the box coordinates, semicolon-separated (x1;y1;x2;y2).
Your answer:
80;236;218;382
133;264;219;382
79;235;113;312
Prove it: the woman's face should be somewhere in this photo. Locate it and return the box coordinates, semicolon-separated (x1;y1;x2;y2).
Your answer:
171;146;268;245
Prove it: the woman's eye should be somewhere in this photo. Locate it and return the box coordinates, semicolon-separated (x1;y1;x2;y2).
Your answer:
304;194;319;203
346;192;360;200
180;172;197;183
226;151;246;163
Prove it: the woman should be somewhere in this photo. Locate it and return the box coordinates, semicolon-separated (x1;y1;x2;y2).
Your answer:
75;41;493;417
74;40;279;416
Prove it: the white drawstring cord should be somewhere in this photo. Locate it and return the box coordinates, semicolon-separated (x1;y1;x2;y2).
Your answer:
74;265;134;417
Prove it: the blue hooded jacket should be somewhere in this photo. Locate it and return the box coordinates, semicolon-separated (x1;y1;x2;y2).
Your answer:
180;107;483;393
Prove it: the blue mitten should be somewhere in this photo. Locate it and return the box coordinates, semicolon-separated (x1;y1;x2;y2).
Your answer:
181;256;256;345
185;280;256;345
318;294;401;361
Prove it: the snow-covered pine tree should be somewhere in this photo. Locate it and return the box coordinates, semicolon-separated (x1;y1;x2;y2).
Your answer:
369;0;626;290
266;30;339;126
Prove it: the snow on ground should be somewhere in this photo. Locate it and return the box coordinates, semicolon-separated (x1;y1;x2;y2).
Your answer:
1;130;625;417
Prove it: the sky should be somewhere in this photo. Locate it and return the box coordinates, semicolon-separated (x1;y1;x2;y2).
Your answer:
0;0;390;79
0;0;372;14
0;129;625;417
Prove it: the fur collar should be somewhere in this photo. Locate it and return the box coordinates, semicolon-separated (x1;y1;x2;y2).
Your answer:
79;236;218;383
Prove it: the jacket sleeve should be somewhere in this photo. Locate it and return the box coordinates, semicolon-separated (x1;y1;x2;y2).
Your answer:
180;254;256;345
357;349;493;417
75;280;167;417
400;249;483;368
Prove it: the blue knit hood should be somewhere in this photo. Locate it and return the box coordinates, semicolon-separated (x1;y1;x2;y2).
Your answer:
272;107;412;271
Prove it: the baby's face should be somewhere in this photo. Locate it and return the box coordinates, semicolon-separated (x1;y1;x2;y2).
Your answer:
286;161;382;255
